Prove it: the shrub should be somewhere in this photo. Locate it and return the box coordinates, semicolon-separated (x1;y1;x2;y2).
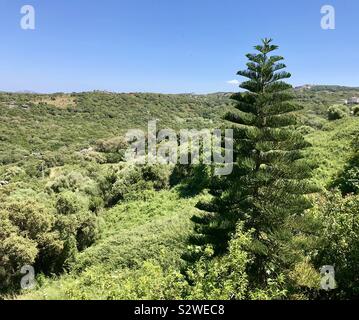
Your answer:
104;152;125;164
5;201;55;239
89;196;104;213
141;164;172;190
302;116;326;130
352;105;359;116
95;137;128;153
297;125;315;135
103;164;172;206
47;171;98;195
82;151;107;164
1;166;26;182
0;234;38;289
311;191;359;298
56;191;89;215
49;262;187;300
0;200;61;287
328;105;349;121
47;174;71;193
186;227;251;300
76;212;98;251
333;152;359;195
0;195;98;290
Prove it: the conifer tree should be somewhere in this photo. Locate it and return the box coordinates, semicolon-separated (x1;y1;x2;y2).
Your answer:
190;38;318;284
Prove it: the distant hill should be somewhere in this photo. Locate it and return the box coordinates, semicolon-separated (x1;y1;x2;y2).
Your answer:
0;87;358;166
295;84;359;92
0;91;233;165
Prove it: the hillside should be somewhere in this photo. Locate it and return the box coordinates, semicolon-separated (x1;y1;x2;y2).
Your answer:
0;92;232;165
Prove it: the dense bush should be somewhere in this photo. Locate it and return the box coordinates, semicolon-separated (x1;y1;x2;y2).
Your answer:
0;200;61;288
56;191;89;215
185;226;251;299
328;105;349;120
311;191;359;298
333;147;359;195
94;137;128;153
47;228;251;300
101;164;172;206
1;166;26;182
0;193;98;292
352;105;359;116
297;125;315;135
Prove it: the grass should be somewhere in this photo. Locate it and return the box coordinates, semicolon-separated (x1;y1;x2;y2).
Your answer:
306;116;359;187
18;190;208;300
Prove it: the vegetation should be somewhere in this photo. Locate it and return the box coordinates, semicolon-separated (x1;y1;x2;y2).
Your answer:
328;105;349;121
1;40;359;300
190;39;319;297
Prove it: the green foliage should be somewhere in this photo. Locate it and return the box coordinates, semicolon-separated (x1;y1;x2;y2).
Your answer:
101;164;172;206
333;145;359;195
311;191;359;298
186;225;251;299
328;105;349;121
0;191;98;292
1;166;26;182
0;233;38;291
74;191;198;272
94;136;128;153
305;117;359;186
190;39;317;290
0;92;232;167
352;105;359;116
19;191;203;300
56;191;89;215
47;171;96;194
0;200;61;288
336;160;359;195
93;137;128;163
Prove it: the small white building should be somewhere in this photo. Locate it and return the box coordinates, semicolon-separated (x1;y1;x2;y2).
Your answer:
345;97;359;105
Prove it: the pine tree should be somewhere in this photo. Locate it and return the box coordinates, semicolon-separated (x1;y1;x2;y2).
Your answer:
190;38;318;284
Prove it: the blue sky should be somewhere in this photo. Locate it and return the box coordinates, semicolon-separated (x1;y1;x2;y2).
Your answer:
0;0;358;93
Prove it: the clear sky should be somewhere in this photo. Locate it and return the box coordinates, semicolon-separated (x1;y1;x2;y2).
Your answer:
1;0;358;93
